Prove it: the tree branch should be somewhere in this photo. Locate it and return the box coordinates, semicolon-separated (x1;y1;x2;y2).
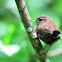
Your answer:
15;0;50;62
48;47;62;57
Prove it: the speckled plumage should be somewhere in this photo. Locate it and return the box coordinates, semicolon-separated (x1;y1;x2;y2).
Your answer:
36;16;61;45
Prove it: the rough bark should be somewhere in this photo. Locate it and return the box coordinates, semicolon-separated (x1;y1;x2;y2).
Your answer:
15;0;50;62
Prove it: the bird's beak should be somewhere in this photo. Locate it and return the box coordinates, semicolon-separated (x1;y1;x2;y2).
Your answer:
32;20;39;23
32;20;36;22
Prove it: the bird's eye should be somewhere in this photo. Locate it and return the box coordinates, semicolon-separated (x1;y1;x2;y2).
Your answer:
39;18;46;21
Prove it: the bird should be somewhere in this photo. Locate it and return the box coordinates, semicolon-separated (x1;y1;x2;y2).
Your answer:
33;16;61;52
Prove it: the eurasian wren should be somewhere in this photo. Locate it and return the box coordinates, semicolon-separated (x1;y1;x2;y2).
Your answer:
33;16;61;52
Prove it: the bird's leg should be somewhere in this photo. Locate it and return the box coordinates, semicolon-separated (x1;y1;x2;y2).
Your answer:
45;45;51;54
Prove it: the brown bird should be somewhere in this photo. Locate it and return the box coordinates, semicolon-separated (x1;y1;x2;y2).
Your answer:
33;16;61;52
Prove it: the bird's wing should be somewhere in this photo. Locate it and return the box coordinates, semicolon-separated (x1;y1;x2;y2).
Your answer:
37;21;58;34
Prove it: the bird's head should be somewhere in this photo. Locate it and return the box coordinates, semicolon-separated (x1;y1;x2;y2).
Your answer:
32;16;50;25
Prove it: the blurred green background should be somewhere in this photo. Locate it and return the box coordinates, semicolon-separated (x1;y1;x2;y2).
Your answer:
0;0;62;62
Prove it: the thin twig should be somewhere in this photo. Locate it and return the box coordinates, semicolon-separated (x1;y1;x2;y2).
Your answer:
15;0;50;62
48;47;62;57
